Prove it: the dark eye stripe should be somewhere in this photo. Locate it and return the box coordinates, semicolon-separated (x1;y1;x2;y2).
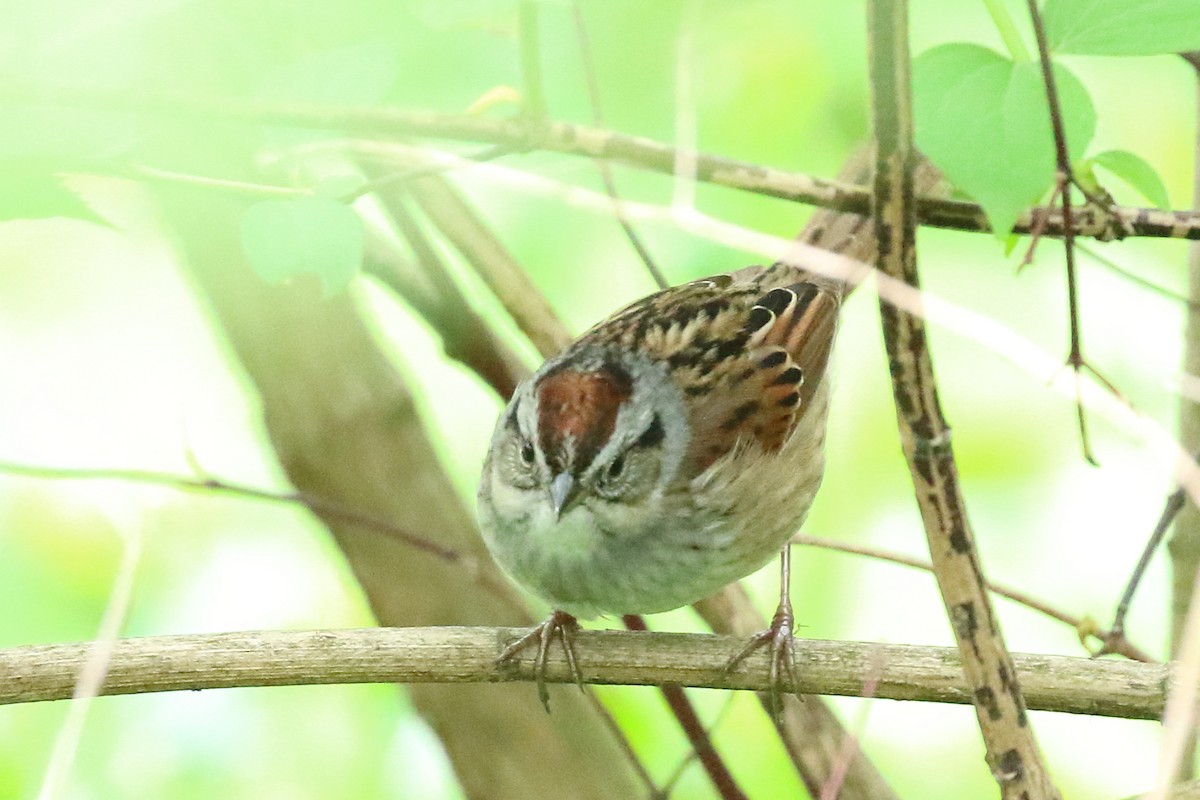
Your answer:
504;397;522;431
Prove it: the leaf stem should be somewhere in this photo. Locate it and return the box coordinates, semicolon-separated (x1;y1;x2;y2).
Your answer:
983;0;1032;62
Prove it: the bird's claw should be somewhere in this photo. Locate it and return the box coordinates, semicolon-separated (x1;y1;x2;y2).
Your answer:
497;609;584;712
724;604;800;722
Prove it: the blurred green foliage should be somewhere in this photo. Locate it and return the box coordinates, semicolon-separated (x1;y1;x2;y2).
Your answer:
0;0;1196;797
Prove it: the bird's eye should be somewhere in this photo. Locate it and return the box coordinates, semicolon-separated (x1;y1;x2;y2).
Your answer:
635;416;664;449
520;442;536;465
607;453;626;479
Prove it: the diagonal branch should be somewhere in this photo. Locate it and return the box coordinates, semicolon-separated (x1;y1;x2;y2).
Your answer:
3;83;1199;241
623;615;747;800
867;1;1059;797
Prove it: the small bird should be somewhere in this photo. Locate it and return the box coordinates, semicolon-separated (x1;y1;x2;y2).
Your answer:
477;260;842;710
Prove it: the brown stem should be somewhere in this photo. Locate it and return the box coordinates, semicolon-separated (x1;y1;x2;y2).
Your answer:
868;0;1059;796
403;173;573;357
1026;0;1106;466
4;83;1199;241
622;616;747;800
1098;459;1196;658
364;181;526;398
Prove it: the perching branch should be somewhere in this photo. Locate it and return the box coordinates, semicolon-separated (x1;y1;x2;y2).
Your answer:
0;628;1169;719
4;83;1200;241
867;2;1059;797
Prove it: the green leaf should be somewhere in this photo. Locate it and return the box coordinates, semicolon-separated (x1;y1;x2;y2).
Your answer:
1043;0;1200;56
913;43;1095;237
1092;149;1171;209
240;197;364;295
258;39;402;147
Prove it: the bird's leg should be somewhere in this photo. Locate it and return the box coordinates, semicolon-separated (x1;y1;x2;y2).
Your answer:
724;546;800;720
497;609;584;712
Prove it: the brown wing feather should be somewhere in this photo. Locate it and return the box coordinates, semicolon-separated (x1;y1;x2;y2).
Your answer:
573;265;839;475
686;277;838;471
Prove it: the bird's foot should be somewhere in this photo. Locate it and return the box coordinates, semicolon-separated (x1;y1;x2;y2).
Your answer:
497;609;584;712
724;602;800;721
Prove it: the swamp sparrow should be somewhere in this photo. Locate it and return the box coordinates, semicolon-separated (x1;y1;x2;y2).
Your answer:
477;259;843;709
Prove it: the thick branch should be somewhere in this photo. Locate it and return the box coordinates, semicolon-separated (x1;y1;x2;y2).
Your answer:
0;628;1168;720
867;1;1058;797
3;83;1198;241
1166;56;1200;787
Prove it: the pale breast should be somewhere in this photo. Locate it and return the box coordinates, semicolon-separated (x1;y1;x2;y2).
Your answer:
481;382;829;618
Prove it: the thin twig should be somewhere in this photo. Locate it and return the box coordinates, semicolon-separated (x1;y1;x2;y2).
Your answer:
1077;242;1200;314
36;519;142;800
790;535;1155;663
623;616;747;800
4;84;1199;241
2;457;1156;663
1026;0;1111;466
348;142;518;200
131;164;306;197
1096;481;1187;659
365;178;526;398
571;1;668;289
581;686;663;798
659;694;738;798
868;1;1058;796
517;0;547;120
1018;179;1064;270
0;460;473;575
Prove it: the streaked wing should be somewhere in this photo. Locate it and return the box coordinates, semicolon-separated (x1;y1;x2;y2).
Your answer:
575;264;841;474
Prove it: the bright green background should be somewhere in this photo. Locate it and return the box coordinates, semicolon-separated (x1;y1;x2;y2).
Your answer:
0;0;1196;797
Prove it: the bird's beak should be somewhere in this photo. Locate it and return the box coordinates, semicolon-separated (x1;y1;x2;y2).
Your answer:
549;472;577;519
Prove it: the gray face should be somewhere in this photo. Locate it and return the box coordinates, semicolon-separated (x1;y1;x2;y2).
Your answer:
488;348;692;519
